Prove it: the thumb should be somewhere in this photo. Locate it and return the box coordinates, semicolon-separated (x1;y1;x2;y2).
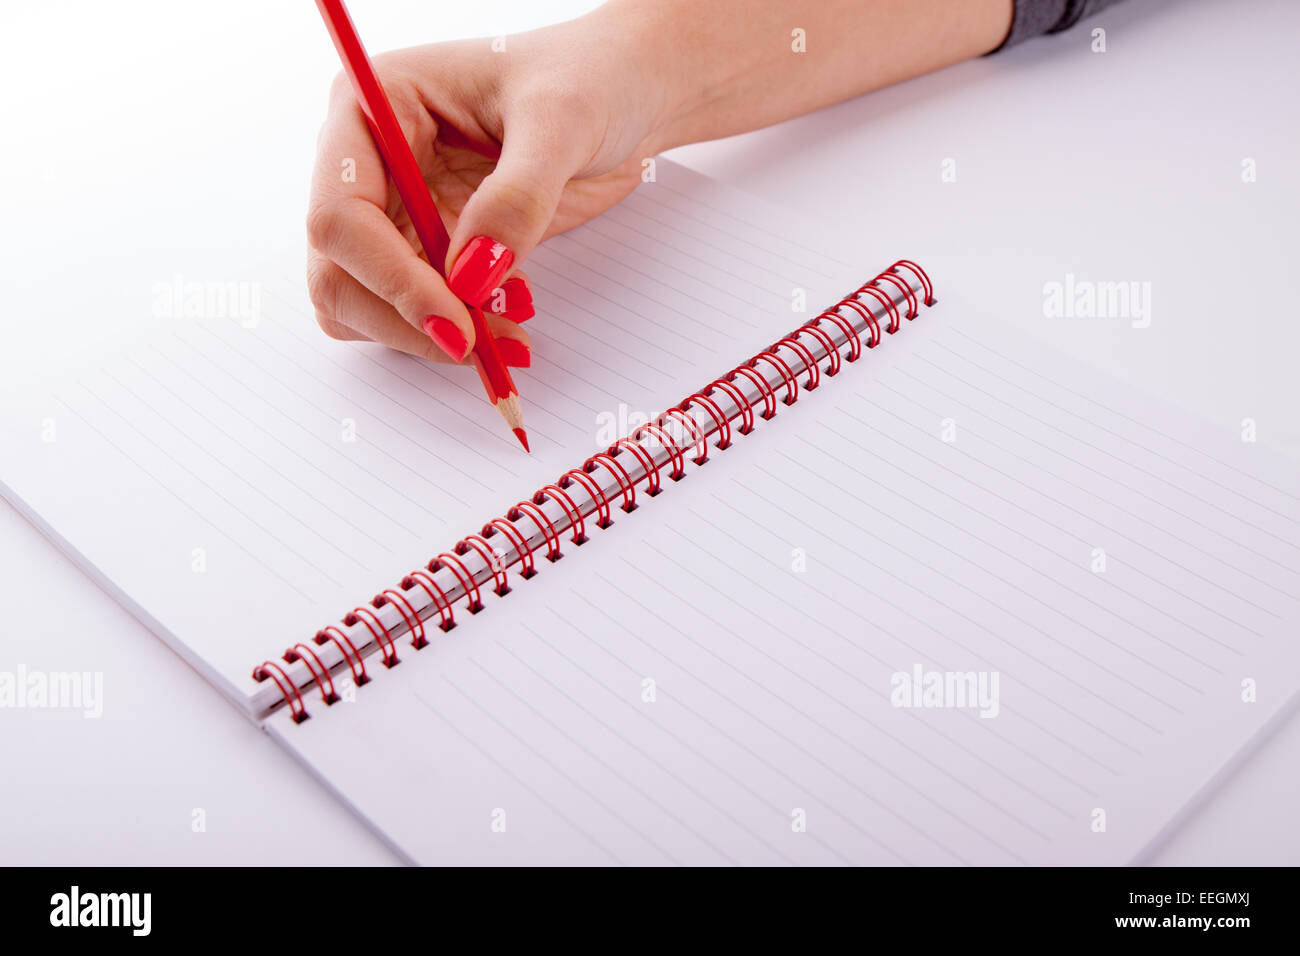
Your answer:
445;119;580;306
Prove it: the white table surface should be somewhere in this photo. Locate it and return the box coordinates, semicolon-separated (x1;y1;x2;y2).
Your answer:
2;0;1296;864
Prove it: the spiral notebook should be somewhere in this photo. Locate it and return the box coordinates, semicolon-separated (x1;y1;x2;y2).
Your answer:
3;159;1299;865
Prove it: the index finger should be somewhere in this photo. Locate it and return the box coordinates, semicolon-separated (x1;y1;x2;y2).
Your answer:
307;79;474;355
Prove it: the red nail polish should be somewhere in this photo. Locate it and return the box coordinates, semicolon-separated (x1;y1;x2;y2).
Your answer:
421;315;470;362
500;303;536;323
449;236;515;306
501;275;532;306
485;275;533;315
494;338;531;368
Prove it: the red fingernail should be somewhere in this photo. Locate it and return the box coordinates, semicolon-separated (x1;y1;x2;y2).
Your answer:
449;236;515;306
494;338;531;368
421;315;470;362
500;303;536;323
485;275;533;315
502;275;533;307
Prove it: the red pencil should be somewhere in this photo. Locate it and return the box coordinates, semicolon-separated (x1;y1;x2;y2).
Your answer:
314;0;528;452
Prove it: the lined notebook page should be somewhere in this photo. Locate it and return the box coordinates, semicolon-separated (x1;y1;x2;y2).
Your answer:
271;288;1300;866
0;160;854;705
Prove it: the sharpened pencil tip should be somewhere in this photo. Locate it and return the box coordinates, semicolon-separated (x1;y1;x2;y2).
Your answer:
513;427;530;452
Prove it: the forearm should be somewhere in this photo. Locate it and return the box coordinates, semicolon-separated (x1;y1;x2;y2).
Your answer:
585;0;1014;151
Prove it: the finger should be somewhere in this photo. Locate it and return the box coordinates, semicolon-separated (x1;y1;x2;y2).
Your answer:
308;253;449;361
483;311;533;368
308;91;474;361
482;272;534;322
445;111;587;305
317;318;371;342
307;250;372;341
309;254;531;365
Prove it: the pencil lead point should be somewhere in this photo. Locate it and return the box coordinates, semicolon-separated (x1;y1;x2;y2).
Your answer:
513;427;530;452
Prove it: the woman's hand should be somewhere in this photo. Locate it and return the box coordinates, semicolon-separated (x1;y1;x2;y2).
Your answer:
306;12;677;363
306;0;1012;365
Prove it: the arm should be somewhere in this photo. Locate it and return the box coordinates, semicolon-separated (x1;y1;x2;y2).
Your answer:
620;0;1014;151
307;2;1053;361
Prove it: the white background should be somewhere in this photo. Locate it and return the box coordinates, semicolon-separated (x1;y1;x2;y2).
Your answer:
1;0;1296;863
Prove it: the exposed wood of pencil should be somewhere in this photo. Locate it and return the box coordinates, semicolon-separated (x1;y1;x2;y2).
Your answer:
492;392;529;450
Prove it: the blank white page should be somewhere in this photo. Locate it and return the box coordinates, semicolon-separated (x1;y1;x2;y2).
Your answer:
0;160;856;707
270;284;1300;865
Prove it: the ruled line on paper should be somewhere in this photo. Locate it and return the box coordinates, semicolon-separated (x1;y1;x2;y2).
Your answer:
527;620;859;864
262;279;574;454
566;592;920;864
52;394;319;603
796;423;1223;688
687;502;1133;773
488;249;731;344
618;194;818;289
635;537;1079;819
829;399;1292;623
628;537;1061;843
162;329;455;525
631;180;852;277
185;321;480;498
755;451;1203;705
117;354;400;557
522;316;673;388
251;291;531;474
466;655;746;866
583;564;1012;864
574;216;791;309
526;270;708;369
519;623;855;864
143;341;425;539
871;372;1300;605
441;673;681;863
68;380;345;587
945;325;1300;509
532;242;755;339
412;689;626;866
908;348;1300;562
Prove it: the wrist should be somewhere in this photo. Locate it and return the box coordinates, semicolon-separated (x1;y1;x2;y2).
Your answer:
577;0;723;155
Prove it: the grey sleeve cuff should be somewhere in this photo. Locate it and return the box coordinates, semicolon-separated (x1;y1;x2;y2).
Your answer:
990;0;1128;53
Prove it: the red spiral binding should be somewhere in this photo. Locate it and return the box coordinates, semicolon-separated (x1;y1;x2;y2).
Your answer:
377;587;427;650
796;323;840;376
834;298;879;349
560;468;612;529
892;259;935;305
347;605;398;668
430;552;484;613
659;408;709;465
632;423;686;480
261;260;932;719
611;438;662;497
874;271;918;319
705;378;754;435
510;499;563;560
586;453;637;513
856;283;901;334
730;366;777;420
283;641;338;704
252;660;309;723
682;392;731;449
535;485;588;544
457;533;510;596
484;516;538;578
752;352;798;405
815;308;863;360
315;624;369;686
774;335;821;389
404;569;455;632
